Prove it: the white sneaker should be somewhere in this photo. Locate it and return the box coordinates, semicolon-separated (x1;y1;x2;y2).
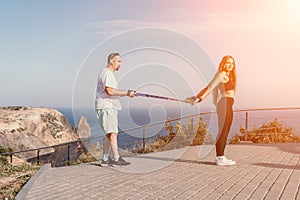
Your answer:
215;156;236;166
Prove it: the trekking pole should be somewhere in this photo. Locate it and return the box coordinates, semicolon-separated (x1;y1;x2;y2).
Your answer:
136;92;186;103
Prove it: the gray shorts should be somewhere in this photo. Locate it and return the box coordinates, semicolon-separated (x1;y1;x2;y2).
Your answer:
96;109;118;134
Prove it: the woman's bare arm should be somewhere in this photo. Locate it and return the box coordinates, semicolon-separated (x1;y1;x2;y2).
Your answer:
185;72;224;104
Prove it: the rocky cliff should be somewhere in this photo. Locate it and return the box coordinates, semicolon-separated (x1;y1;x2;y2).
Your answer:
76;116;92;139
0;106;87;157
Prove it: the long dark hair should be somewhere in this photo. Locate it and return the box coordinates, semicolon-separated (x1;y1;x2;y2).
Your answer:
212;56;237;101
218;55;237;91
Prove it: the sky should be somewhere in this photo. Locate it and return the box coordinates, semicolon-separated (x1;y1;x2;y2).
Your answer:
1;0;300;110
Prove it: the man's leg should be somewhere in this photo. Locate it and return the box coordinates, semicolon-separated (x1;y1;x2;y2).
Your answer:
109;132;119;161
109;132;130;165
100;109;130;165
103;134;111;161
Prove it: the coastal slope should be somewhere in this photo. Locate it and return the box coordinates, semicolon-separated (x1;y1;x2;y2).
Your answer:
0;106;80;156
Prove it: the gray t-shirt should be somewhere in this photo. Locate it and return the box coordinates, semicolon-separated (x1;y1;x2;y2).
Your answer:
95;68;121;110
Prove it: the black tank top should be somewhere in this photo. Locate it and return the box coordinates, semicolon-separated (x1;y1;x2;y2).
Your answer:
223;74;235;91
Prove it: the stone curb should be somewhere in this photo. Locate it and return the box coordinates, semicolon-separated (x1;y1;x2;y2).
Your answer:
15;163;51;200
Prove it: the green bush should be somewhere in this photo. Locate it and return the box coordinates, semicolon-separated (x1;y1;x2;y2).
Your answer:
0;146;13;165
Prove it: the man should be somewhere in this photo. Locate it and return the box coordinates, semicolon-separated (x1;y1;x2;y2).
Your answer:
95;53;136;166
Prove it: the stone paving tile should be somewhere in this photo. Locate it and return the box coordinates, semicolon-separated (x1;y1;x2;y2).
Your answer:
16;143;300;200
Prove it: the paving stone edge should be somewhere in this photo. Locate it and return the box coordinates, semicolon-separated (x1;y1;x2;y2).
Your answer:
15;163;51;200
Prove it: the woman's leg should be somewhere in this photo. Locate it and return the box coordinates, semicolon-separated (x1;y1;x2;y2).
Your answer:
216;98;234;156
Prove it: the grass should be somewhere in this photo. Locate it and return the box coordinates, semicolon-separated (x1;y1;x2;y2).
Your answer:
0;163;40;200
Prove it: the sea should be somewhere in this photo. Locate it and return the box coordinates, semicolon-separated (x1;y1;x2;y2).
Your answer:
55;107;300;150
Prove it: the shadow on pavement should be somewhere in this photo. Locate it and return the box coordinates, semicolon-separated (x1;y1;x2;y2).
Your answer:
252;162;300;170
134;155;216;166
89;163;102;167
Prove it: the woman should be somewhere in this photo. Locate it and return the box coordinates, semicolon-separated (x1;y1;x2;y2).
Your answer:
186;55;237;166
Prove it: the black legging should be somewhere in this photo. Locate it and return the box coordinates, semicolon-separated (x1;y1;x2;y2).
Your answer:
216;97;234;156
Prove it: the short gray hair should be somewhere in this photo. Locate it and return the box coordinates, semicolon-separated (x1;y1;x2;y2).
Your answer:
107;53;120;64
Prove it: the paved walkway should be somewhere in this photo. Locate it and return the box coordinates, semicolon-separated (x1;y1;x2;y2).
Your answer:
16;143;300;200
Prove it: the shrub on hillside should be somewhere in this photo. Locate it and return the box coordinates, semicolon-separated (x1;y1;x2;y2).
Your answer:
230;118;300;144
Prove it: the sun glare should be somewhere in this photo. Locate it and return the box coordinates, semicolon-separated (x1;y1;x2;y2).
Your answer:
287;0;300;19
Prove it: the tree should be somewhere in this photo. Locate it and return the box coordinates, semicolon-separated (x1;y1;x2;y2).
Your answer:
192;116;208;145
